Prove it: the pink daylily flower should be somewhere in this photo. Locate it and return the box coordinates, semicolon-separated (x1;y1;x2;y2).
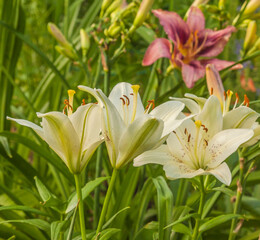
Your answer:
143;7;242;88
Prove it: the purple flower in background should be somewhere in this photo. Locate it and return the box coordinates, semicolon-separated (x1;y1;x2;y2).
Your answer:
143;7;242;88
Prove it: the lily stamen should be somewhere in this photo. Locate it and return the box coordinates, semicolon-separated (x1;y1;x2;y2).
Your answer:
123;95;130;105
67;90;76;116
131;85;140;122
243;94;250;107
233;93;239;109
145;99;155;113
63;99;73;115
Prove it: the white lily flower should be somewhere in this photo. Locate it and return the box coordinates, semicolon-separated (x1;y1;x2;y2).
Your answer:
78;82;189;169
171;64;260;147
134;96;254;185
7;90;104;174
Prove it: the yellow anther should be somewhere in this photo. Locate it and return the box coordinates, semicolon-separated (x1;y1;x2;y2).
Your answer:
131;85;140;122
67;90;76;116
195;120;202;128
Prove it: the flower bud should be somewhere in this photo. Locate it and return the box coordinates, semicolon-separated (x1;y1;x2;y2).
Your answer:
80;29;90;57
103;0;123;18
55;45;78;60
206;64;225;108
100;0;113;17
47;23;71;49
192;0;209;7
218;0;225;9
106;22;121;38
243;0;260;15
129;0;154;34
243;21;257;52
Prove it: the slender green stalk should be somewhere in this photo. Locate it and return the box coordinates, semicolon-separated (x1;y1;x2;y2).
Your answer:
74;174;86;240
192;177;205;240
94;144;103;229
228;150;250;240
96;168;118;235
175;179;184;206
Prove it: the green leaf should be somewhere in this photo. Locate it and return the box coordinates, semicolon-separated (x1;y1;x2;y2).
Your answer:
144;221;158;230
0;137;12;158
0;132;73;183
0;205;50;217
0;219;50;232
212;187;235;197
91;228;120;240
171;223;192;236
164;213;198;229
242;196;260;216
66;203;79;240
35;176;65;212
199;214;241;232
153;176;173;240
102;206;130;229
51;220;69;240
66;177;109;213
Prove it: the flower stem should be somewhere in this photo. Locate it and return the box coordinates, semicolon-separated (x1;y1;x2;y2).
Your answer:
192;177;205;240
228;150;246;240
96;168;118;235
74;174;86;240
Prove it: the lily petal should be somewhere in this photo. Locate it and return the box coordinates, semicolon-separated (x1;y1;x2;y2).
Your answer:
142;38;172;66
150;101;185;137
37;112;80;173
205;129;254;168
197;95;223;138
163;162;205;180
78;85;125;167
133;145;172;166
200;59;243;71
207;162;231;185
7;117;44;139
187;7;205;32
170;97;200;114
116;115;164;169
167;131;196;169
181;61;205;88
243;123;260;147
223;106;260;129
152;9;190;44
69;104;103;152
184;93;206;109
108;82;144;122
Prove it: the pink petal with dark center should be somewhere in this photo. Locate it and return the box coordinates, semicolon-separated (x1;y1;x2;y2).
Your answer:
142;38;171;66
152;9;190;44
181;60;205;88
187;6;205;32
200;59;243;71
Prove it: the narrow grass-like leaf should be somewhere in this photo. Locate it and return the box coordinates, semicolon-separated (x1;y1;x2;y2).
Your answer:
153;176;173;240
0;205;50;217
0;132;73;183
102;207;130;229
199;214;241;232
0;219;50;232
66;177;109;213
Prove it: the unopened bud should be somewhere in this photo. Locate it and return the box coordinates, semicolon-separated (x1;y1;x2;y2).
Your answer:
80;29;90;57
243;0;260;15
103;0;123;18
55;45;77;60
48;23;71;49
206;64;225;108
100;0;113;17
192;0;209;7
218;0;225;9
244;21;257;52
106;22;121;38
129;0;154;34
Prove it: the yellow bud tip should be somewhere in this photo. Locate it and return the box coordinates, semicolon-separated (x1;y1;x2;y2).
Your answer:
131;85;140;93
195;120;202;128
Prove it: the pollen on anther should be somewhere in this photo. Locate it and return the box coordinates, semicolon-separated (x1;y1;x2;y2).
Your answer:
204;139;208;146
224;91;227;100
243;94;250;107
210;87;213;95
123;95;130;105
184;128;187;135
120;97;126;105
188;134;191;142
82;99;86;105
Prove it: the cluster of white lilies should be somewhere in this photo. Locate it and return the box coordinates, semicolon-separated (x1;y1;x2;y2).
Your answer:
8;65;259;186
